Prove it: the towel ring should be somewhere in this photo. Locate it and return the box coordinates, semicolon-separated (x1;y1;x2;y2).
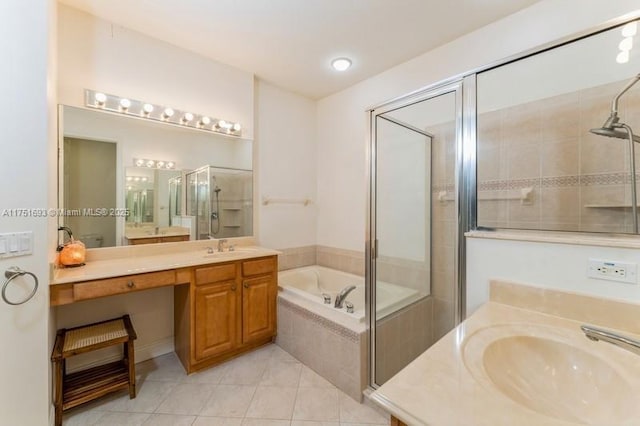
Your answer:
2;267;38;306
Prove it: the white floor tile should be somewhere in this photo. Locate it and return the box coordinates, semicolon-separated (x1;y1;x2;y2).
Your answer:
155;383;216;415
92;411;151;425
142;413;197;425
59;344;390;426
292;387;340;422
193;417;243;426
299;366;335;389
260;361;303;387
245;386;298;419
199;385;257;417
220;356;268;385
103;380;177;413
241;419;291;426
338;392;388;424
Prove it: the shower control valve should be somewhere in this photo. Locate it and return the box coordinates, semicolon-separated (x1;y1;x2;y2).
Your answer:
322;293;331;304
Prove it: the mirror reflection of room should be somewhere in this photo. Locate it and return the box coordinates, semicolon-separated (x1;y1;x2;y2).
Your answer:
60;105;253;248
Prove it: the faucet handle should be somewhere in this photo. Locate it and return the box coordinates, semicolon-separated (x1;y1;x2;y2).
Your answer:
206;246;214;254
345;301;354;313
322;293;331;304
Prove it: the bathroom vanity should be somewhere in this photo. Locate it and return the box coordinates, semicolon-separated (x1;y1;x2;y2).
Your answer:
50;243;279;373
372;281;640;425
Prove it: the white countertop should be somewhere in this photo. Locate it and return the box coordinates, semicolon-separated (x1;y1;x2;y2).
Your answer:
52;245;280;284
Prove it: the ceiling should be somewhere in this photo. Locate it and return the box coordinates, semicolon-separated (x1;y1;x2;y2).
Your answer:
59;0;540;99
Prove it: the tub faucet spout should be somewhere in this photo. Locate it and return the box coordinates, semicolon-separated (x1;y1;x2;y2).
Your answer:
334;285;356;309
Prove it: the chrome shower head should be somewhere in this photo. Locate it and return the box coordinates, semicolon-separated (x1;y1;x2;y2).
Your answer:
589;126;631;139
589;126;640;143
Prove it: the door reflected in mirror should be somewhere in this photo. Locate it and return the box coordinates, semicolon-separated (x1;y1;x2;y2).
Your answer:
59;105;254;248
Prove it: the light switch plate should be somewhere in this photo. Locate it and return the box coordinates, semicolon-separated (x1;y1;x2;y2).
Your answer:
0;232;33;258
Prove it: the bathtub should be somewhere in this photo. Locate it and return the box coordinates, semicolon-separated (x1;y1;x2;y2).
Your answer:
278;265;423;328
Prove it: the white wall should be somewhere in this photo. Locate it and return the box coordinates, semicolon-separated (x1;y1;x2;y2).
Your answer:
316;0;640;309
466;238;640;313
0;1;55;424
57;4;255;139
256;80;317;249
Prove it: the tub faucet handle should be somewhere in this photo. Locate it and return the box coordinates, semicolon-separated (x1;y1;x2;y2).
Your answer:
322;293;331;304
345;301;354;314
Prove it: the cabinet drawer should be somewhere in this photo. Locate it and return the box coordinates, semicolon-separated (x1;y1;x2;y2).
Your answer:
73;270;176;301
195;263;237;285
242;257;276;277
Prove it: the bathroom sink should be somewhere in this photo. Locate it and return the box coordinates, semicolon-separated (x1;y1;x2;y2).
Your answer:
462;324;638;424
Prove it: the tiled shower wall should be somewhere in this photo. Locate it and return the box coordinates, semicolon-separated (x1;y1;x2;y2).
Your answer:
477;79;640;233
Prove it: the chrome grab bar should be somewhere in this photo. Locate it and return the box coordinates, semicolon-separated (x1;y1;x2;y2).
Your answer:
581;324;640;356
2;267;38;306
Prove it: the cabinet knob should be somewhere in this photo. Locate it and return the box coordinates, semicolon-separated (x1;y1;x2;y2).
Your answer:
231;285;237;291
243;282;249;289
127;281;135;288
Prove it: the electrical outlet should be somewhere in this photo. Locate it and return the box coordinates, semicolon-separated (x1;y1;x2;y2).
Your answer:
587;259;637;284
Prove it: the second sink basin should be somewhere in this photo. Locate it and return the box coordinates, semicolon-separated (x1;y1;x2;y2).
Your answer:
462;324;640;424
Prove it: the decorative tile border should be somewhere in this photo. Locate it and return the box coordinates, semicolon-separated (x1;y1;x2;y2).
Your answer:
433;172;640;195
278;296;361;343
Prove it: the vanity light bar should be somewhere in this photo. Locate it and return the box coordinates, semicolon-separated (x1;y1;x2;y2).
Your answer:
85;89;242;136
133;158;176;169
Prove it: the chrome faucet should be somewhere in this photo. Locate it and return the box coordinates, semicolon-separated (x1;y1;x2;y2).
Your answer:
334;285;356;309
206;247;214;254
217;239;228;252
581;325;640;356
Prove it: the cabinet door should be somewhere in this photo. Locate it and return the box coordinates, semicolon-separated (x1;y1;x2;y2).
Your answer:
242;275;276;344
194;281;239;360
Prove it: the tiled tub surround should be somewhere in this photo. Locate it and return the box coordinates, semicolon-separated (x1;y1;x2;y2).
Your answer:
477;78;640;233
276;297;367;402
371;280;640;425
375;297;434;384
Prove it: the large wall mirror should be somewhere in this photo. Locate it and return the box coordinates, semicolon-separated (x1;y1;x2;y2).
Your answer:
476;18;640;234
59;105;253;248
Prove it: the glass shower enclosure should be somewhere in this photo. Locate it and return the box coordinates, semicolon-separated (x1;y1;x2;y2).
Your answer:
185;165;253;240
368;81;467;387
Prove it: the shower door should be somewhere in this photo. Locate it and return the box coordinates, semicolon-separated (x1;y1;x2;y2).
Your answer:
368;82;464;387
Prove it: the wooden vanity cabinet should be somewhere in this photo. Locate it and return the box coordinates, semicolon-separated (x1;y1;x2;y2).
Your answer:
175;255;277;373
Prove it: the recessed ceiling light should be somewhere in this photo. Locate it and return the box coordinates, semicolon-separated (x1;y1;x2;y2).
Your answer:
331;57;352;71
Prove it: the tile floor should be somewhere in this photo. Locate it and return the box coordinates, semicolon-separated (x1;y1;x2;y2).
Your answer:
64;344;389;426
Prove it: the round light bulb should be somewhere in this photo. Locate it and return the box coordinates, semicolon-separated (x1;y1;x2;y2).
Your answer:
619;37;634;51
157;161;165;168
134;177;140;182
331;57;352;71
217;120;227;129
127;186;132;190
199;116;211;127
126;176;132;182
95;92;107;106
233;123;242;132
141;177;148;182
135;159;144;167
617;50;630;64
146;160;155;168
163;108;175;119
622;21;638;38
166;162;175;169
182;112;194;123
142;103;154;114
119;98;131;110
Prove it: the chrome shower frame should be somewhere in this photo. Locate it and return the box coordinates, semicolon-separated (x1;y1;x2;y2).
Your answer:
366;78;471;390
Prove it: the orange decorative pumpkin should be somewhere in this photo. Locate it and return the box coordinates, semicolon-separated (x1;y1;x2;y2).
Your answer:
58;238;86;267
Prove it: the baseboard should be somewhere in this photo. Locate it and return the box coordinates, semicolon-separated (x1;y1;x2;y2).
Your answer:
66;336;175;374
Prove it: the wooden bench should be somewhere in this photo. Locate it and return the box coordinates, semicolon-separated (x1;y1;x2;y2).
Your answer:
51;315;137;426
